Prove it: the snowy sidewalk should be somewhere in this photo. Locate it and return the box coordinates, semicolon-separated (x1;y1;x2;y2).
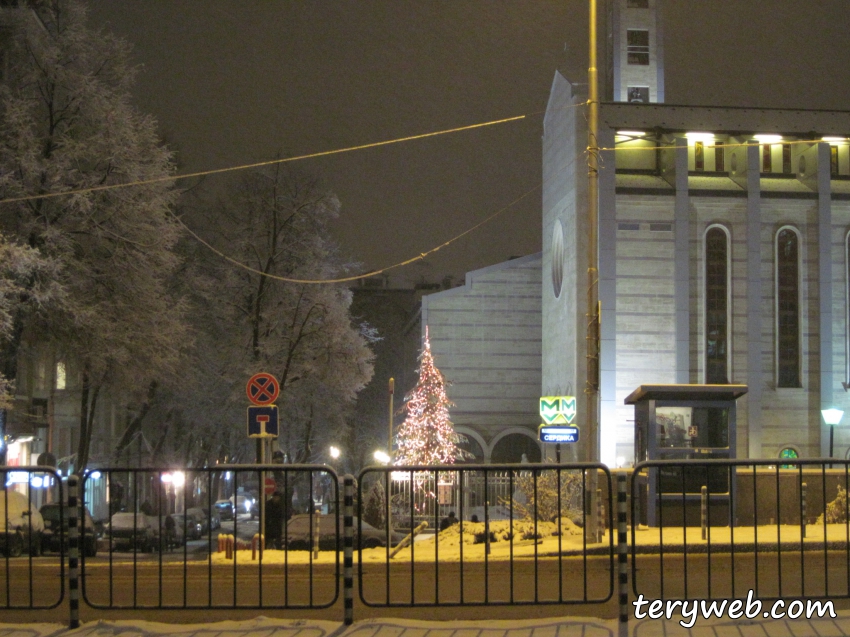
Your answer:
3;612;850;637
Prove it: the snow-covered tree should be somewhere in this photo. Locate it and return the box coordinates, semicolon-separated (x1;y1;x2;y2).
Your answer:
155;164;375;467
0;1;187;470
394;327;466;465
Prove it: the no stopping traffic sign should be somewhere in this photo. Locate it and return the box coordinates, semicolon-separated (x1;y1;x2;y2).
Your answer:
246;372;280;406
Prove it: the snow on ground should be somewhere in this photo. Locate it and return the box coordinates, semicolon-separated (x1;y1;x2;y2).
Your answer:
201;520;850;565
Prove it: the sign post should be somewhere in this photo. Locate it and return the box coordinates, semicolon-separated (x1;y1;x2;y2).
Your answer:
246;373;281;541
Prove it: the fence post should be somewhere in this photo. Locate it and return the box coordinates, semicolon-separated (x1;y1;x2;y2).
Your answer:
343;475;354;626
596;487;604;542
701;486;707;540
617;474;628;637
67;474;80;629
801;481;807;539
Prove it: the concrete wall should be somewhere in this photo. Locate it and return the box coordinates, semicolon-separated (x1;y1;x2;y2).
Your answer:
541;71;589;462
421;253;542;461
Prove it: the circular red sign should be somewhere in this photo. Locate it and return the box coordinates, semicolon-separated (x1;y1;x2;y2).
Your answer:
246;372;280;406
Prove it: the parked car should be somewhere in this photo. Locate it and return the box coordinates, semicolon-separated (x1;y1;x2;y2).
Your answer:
39;503;98;557
229;494;253;516
196;506;221;530
170;512;202;541
213;499;233;521
185;507;210;535
106;512;156;552
0;490;44;557
282;514;406;551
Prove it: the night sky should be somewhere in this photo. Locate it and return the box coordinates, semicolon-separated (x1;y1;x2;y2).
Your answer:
85;1;850;284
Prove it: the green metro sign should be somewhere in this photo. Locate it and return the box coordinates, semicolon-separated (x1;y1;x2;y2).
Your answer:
539;396;576;425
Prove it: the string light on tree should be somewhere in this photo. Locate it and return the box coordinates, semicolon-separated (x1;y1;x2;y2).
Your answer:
395;327;469;465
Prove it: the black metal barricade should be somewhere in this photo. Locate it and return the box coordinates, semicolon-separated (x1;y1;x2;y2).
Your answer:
80;465;339;610
0;466;64;609
357;463;614;608
632;458;850;602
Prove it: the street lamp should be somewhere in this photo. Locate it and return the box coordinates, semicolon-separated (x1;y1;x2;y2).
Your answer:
373;450;390;465
822;408;844;461
329;445;340;460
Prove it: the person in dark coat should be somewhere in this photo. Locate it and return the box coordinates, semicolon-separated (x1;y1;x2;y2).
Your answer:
264;491;284;549
439;511;458;531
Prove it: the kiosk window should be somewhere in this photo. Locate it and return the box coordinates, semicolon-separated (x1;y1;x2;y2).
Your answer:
656;406;728;449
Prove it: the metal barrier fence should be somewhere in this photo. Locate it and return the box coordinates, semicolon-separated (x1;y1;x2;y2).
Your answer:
0;466;64;609
79;465;340;610
632;458;850;602
356;463;615;607
8;459;850;627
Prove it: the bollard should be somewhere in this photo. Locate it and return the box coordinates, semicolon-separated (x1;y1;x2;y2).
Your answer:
217;533;226;553
343;475;355;625
701;486;708;540
389;521;427;558
801;482;807;539
68;475;80;629
617;474;628;637
313;505;320;558
251;533;264;560
225;534;234;560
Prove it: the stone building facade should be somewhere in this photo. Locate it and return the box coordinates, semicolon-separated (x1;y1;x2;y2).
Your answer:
421;254;542;463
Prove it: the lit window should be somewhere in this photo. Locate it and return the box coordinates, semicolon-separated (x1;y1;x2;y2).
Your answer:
694;141;705;172
776;228;801;388
55;362;66;390
705;227;729;383
782;144;792;174
714;142;725;172
627;30;650;65
831;146;839;176
762;144;772;173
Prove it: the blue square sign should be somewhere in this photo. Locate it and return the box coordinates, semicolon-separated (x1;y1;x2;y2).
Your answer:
247;405;279;438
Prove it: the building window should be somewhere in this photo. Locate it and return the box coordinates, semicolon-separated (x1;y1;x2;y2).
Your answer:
55;362;66;390
831;146;839;176
627;30;650;65
782;144;792;174
694;141;705;172
627;0;649;7
705;227;729;384
551;220;564;298
627;86;649;103
776;227;801;388
715;142;725;172
762;144;772;173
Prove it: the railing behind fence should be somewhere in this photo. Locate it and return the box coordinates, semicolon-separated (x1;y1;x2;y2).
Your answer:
0;466;64;609
631;458;850;602
80;465;339;610
356;463;615;607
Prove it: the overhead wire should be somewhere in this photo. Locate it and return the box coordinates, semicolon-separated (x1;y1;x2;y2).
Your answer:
0;101;589;284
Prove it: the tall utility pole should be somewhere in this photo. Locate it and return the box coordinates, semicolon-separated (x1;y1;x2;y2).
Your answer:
586;0;601;543
388;377;395;458
587;0;600;462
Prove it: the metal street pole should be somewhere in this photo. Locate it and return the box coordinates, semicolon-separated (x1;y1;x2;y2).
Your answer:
586;0;600;541
388;377;395;459
387;378;395;543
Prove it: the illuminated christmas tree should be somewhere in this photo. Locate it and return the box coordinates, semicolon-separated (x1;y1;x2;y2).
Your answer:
394;327;467;465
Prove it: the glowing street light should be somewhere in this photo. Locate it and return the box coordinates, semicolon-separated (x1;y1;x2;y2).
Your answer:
373;450;390;465
329;445;340;460
822;408;845;462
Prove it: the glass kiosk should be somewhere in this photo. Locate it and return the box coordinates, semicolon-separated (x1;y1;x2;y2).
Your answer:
626;384;748;527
